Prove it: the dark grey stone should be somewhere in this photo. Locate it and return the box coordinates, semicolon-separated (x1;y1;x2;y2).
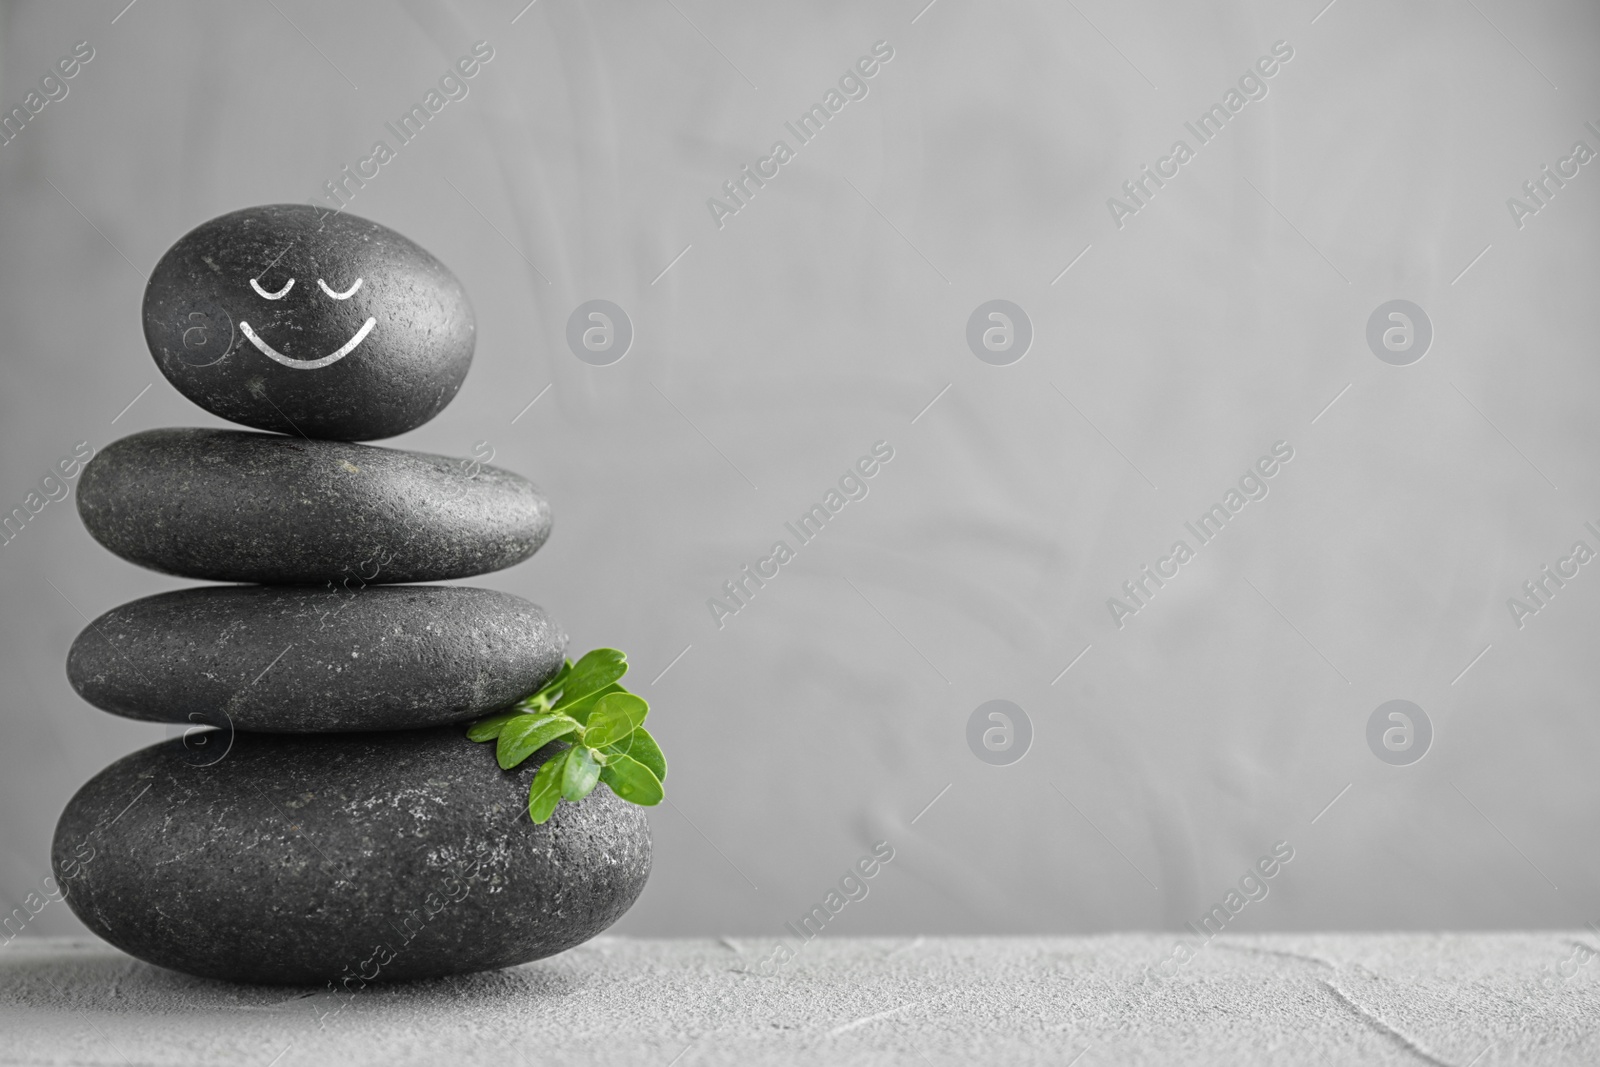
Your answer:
143;204;474;441
77;428;552;584
52;729;652;985
67;586;566;733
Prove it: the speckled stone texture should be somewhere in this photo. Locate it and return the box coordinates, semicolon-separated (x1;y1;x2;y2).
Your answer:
51;729;651;985
143;204;474;441
77;428;552;584
66;585;567;732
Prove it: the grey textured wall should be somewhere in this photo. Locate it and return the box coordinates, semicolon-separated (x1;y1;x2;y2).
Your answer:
2;0;1598;944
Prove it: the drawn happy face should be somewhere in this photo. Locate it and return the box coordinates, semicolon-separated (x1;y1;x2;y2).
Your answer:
240;271;375;369
143;204;475;441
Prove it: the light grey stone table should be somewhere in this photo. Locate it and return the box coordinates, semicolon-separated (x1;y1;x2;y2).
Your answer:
2;934;1596;1065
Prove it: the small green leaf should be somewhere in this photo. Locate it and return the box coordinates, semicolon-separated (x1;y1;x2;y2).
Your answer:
600;753;664;806
605;726;666;783
562;746;603;801
528;750;567;824
475;648;668;821
496;713;578;770
556;681;625;725
583;693;649;747
552;649;627;713
466;709;523;743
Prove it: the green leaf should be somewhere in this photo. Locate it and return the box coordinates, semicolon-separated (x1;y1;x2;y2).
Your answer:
599;753;664;807
466;709;524;743
528;750;567;824
552;649;628;714
605;726;666;783
476;648;667;822
496;713;578;770
583;693;649;747
556;682;625;726
562;746;603;801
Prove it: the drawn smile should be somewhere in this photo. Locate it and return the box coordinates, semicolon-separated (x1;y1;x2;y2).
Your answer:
238;318;376;369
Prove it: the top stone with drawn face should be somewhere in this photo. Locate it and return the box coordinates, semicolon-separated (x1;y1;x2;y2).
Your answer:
143;204;475;441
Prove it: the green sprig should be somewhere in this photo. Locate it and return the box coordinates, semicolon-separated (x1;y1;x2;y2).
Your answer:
466;649;666;823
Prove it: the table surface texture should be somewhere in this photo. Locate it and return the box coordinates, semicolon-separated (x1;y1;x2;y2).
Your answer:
2;934;1597;1066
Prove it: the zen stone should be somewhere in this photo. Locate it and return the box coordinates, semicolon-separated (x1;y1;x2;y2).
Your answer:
77;428;551;584
143;204;474;440
52;729;652;985
67;586;566;733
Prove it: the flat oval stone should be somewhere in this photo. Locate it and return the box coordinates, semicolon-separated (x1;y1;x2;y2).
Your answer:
77;428;551;583
67;586;566;733
53;729;651;985
143;204;474;441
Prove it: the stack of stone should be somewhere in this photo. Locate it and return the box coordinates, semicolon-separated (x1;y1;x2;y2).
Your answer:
52;205;650;986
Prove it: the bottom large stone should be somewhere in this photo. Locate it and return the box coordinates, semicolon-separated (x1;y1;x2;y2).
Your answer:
52;729;651;985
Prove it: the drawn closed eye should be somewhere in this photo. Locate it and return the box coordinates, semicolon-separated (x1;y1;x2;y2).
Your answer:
250;277;295;300
318;278;363;300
